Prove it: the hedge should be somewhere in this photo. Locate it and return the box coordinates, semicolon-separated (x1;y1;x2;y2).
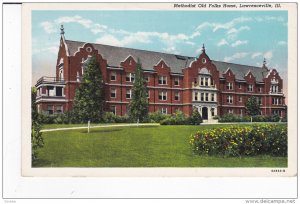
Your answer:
219;113;281;123
190;124;287;157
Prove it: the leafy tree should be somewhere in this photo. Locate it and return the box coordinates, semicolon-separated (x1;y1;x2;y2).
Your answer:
245;96;261;116
189;108;203;125
128;59;149;122
31;87;44;162
73;54;104;123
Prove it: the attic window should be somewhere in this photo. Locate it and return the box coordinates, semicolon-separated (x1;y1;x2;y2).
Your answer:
202;58;206;64
86;47;92;52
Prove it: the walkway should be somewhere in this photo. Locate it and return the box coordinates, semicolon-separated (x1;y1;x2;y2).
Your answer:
41;123;160;132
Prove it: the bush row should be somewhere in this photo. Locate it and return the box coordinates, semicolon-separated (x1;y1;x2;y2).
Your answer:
38;109;203;125
218;113;282;123
190;124;287;157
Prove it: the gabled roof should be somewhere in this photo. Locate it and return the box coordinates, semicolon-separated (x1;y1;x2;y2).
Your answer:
65;39;269;82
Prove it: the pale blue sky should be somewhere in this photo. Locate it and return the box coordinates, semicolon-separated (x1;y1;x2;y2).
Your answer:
32;10;288;97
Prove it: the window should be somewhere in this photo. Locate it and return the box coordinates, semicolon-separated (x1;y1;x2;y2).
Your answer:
205;93;209;101
160;107;168;114
110;71;116;81
205;78;208;86
238;83;242;89
228;109;233;114
174;92;180;101
272;110;281;116
227;95;233;104
211;79;214;86
211;93;215;102
271;85;278;93
174;77;180;86
110;105;116;115
272;97;279;105
240;109;243;116
56;105;63;114
258;87;262;93
159;91;167;101
126;89;132;99
201;93;204;101
111;88;116;98
126;73;135;82
211;108;215;117
158;76;167;85
239;96;242;103
200;77;204;86
146;90;150;98
226;82;233;90
59;68;64;80
248;84;253;92
144;75;149;82
47;105;53;115
202;58;206;64
56;87;63;96
257;97;262;105
194;92;198;101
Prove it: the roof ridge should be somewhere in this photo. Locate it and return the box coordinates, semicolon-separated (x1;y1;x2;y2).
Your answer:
212;60;262;70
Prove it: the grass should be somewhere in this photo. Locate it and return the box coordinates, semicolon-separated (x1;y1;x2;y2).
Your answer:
34;124;287;167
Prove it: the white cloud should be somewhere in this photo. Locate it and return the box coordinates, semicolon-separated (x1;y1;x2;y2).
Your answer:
91;24;108;34
264;50;273;60
277;41;287;46
217;39;229;47
227;26;250;34
251;52;263;59
40;21;56;34
231;40;248;47
212;17;252;32
55;15;93;28
96;35;124;46
255;16;285;22
163;46;180;54
224;52;249;62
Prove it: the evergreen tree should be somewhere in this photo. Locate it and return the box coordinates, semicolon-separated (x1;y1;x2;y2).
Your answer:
245;96;261;116
31;87;44;162
73;54;104;123
190;108;203;125
128;59;149;122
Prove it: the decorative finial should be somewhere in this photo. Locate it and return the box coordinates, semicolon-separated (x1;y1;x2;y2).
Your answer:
60;24;65;35
263;58;266;65
202;43;205;53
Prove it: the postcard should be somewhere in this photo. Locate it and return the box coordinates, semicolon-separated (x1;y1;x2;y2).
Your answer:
21;2;297;177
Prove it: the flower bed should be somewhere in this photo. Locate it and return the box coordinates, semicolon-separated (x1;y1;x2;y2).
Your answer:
190;124;287;157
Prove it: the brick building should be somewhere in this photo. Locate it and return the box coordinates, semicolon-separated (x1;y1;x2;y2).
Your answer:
35;26;286;120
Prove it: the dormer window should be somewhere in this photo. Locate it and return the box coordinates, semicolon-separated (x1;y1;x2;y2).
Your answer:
126;73;135;82
86;47;92;52
248;84;253;92
174;77;179;86
110;71;116;81
226;82;233;90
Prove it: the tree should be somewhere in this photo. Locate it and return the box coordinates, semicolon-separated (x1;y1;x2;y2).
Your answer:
128;59;149;122
31;87;44;162
245;96;261;116
190;108;203;125
73;54;104;123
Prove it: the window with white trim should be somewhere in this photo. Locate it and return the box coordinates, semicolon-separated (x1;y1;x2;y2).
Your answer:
205;93;209;101
144;75;149;82
238;83;242;89
226;82;233;90
174;77;180;86
257;97;262;105
158;76;167;85
227;95;233;104
211;108;215;117
111;88;116;98
126;89;132;99
160;107;168;114
126;73;135;82
194;92;198;101
174;92;180;101
56;105;63;114
205;78;208;86
211;93;215;102
240;109;243;116
239;96;243;103
200;77;204;86
159;91;167;101
110;105;116;115
248;84;253;92
47;105;54;115
110;71;116;81
272;97;279;105
200;93;204;101
228;109;233;114
146;90;150;98
258;87;262;93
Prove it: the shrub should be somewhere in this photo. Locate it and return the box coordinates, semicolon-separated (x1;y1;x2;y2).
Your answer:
102;112;116;123
219;114;281;123
148;111;168;123
190;124;287;157
160;110;190;125
189;108;203;125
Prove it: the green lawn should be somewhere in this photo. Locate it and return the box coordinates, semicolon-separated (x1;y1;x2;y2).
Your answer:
34;124;287;167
